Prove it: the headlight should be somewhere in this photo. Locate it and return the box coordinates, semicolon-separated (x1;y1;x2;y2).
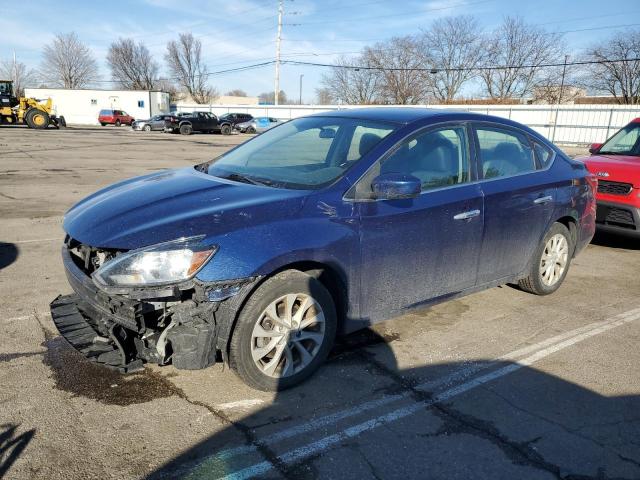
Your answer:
93;236;216;288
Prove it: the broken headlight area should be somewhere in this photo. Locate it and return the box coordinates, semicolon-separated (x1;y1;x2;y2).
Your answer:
50;236;257;373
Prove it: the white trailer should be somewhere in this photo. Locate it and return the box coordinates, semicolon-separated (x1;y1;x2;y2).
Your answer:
24;88;170;126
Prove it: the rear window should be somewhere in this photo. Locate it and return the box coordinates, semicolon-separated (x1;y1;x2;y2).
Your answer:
99;110;113;115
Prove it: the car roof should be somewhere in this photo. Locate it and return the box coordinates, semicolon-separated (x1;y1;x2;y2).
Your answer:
307;107;510;125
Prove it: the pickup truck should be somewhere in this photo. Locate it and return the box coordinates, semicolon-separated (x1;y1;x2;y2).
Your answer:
164;112;234;135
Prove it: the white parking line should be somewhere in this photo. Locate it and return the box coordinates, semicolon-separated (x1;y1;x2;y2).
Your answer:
202;307;640;480
11;238;60;244
217;399;265;411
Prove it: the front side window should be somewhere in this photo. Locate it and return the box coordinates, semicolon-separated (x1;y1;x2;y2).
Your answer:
349;125;470;199
476;126;535;179
599;123;640;155
204;116;395;189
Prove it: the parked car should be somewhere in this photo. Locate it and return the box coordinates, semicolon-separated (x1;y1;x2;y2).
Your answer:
132;114;172;131
164;111;235;135
98;109;134;127
236;116;282;134
51;108;596;391
579;118;640;238
219;112;253;129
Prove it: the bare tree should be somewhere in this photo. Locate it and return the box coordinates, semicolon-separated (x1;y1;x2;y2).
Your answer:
583;30;640;104
225;89;247;97
365;36;430;104
155;79;182;103
420;16;484;102
321;55;382;104
165;33;215;104
107;38;159;90
41;32;99;88
0;57;37;97
480;17;564;100
314;87;334;104
258;90;288;104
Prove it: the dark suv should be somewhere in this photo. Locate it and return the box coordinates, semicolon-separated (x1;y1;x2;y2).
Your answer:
164;112;240;135
219;112;253;129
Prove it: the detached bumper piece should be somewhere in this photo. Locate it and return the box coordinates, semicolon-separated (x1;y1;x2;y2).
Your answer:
50;294;144;373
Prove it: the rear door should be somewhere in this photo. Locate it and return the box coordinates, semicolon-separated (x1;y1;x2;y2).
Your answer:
472;123;557;283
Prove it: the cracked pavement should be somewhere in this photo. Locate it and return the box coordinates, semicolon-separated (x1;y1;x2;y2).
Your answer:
1;126;639;479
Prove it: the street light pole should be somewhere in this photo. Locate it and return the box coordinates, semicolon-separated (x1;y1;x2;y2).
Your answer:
299;74;304;105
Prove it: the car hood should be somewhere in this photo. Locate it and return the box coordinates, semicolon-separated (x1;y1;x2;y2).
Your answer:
63;167;308;249
578;154;640;187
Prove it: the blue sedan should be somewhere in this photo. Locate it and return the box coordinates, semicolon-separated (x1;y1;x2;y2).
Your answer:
51;108;596;390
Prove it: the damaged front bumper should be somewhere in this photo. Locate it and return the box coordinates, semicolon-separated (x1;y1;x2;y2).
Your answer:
50;241;257;373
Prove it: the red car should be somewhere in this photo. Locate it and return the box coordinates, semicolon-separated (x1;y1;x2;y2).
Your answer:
580;118;640;238
98;109;135;127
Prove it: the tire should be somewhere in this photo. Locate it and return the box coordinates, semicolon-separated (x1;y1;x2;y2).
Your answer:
115;119;121;127
100;122;106;126
518;222;573;295
143;124;151;132
247;126;256;134
230;270;337;391
25;109;50;129
221;124;232;135
179;124;193;135
57;116;66;128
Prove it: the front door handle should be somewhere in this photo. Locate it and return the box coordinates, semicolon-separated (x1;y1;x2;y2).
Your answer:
534;195;553;205
453;209;481;221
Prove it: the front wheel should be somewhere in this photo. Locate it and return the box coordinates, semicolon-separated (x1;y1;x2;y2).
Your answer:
247;126;256;134
220;124;232;135
115;119;121;127
229;270;337;391
518;222;573;295
143;124;151;132
25;108;50;129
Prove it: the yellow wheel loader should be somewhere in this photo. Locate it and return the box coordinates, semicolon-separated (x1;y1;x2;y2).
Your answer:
0;80;65;129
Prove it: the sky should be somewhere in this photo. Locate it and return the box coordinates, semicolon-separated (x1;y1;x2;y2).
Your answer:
3;0;639;102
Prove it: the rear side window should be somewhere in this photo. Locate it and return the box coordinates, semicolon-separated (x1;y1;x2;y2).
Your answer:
476;126;535;179
533;141;554;169
99;109;112;115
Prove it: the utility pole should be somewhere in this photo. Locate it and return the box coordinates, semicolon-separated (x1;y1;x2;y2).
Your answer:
274;0;283;106
551;55;569;142
299;74;304;104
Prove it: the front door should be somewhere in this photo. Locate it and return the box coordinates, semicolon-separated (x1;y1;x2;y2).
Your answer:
356;124;484;324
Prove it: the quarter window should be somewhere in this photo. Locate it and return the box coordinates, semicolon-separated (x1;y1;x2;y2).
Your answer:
533;141;554;169
476;127;535;179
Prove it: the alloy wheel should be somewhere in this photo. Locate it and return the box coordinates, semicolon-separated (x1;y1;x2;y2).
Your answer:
539;233;569;286
251;293;326;378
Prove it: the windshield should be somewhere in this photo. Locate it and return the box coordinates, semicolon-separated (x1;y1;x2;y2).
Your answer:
204;116;396;189
599;123;640;156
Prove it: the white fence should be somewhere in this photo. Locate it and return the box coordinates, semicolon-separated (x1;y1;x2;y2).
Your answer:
175;103;640;146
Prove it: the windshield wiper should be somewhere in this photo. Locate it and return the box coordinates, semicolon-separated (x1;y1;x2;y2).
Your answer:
220;172;274;187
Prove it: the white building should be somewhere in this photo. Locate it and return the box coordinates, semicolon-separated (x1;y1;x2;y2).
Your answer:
24;88;170;125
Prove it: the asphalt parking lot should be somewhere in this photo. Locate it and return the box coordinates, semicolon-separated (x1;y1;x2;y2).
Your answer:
1;125;639;480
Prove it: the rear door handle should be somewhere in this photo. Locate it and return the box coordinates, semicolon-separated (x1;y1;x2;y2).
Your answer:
534;195;553;205
453;209;481;220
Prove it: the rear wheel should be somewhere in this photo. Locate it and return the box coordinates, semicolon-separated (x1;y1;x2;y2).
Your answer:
25;109;50;129
179;124;193;135
247;126;256;134
229;270;337;391
518;222;572;295
115;119;121;127
100;122;106;126
221;124;232;135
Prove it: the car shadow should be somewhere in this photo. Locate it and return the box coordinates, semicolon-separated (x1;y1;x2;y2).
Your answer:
148;329;640;480
591;231;640;250
0;423;36;478
0;242;19;271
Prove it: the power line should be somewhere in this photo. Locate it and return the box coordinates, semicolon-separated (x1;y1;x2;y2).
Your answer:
281;57;640;73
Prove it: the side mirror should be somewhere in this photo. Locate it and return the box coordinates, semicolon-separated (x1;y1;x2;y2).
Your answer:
589;143;602;154
371;173;421;200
